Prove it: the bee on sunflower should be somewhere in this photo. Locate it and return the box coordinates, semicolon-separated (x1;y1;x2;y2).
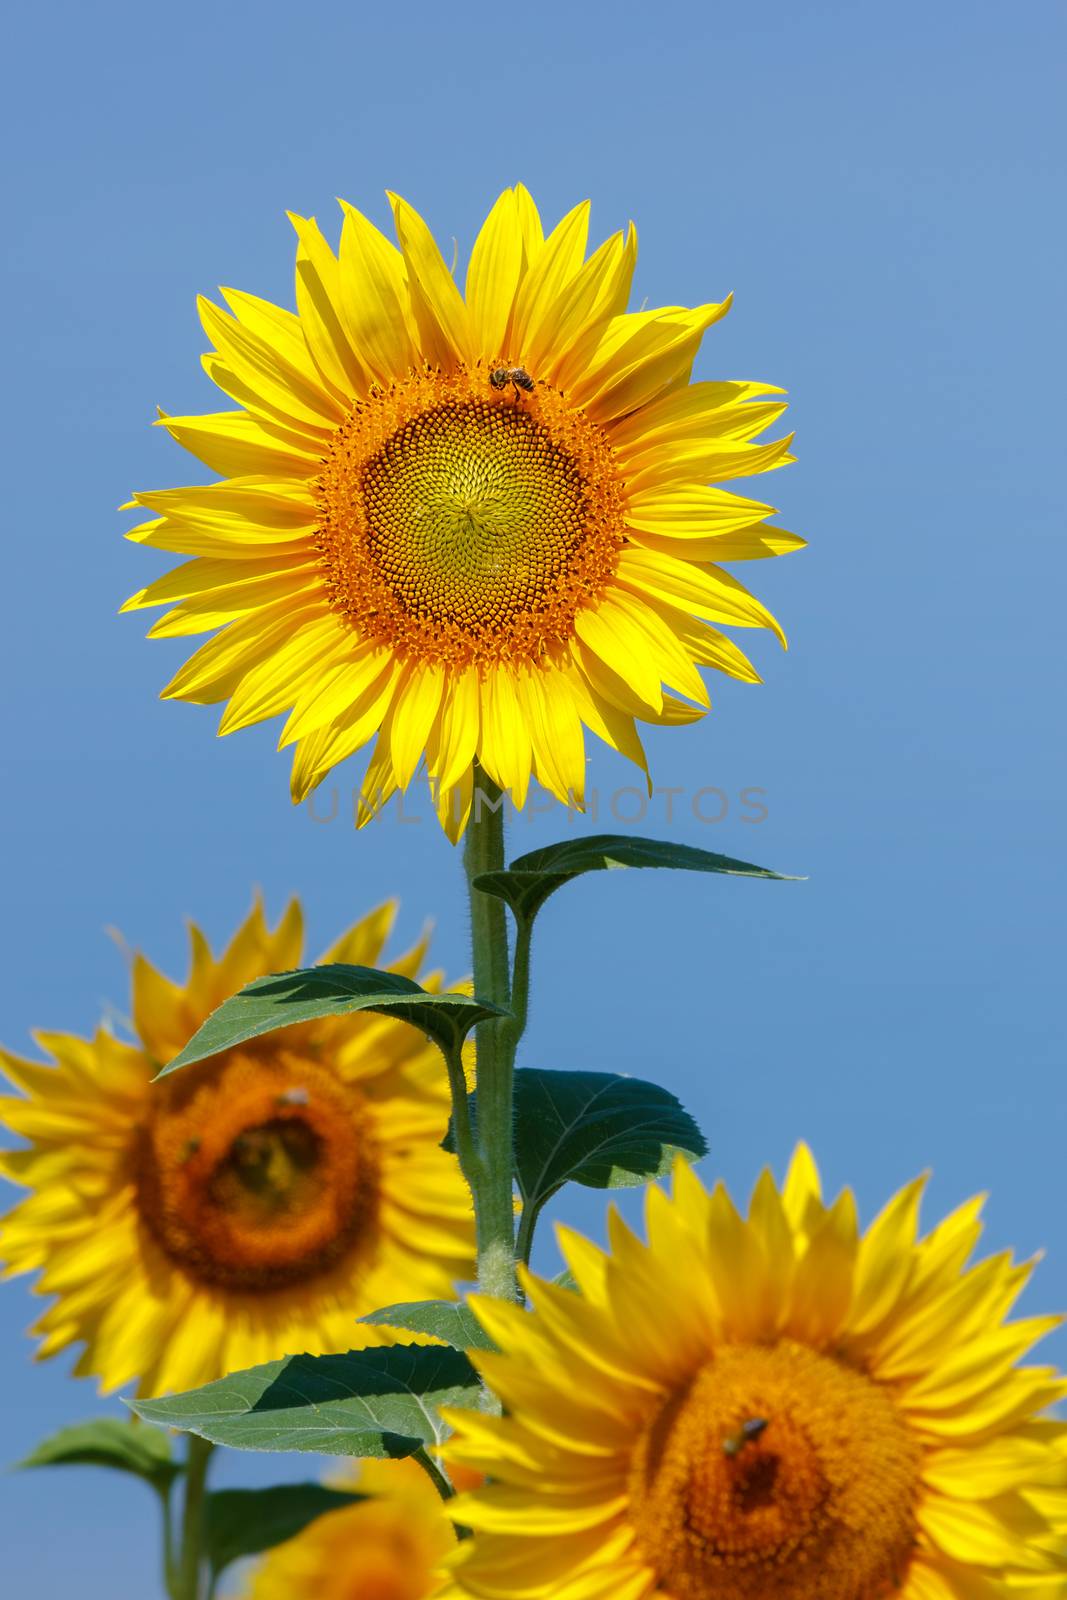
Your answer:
0;899;473;1396
122;186;801;837
442;1147;1067;1600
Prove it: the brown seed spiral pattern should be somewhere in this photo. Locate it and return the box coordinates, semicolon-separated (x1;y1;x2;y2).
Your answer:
314;366;627;668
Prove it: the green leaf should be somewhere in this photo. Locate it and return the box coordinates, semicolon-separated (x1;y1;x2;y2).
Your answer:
474;832;799;921
158;963;509;1077
204;1483;364;1578
130;1345;484;1456
20;1418;180;1491
359;1300;497;1353
513;1068;707;1210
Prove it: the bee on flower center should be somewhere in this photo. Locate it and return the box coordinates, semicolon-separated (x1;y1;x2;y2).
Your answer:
722;1416;769;1457
489;364;535;399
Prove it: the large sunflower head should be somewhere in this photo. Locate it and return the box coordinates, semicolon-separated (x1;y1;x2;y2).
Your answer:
0;900;474;1395
123;187;801;838
442;1147;1067;1600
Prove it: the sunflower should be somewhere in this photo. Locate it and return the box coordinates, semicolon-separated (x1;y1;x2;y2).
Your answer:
123;187;801;838
442;1147;1067;1600
0;899;474;1396
237;1459;469;1600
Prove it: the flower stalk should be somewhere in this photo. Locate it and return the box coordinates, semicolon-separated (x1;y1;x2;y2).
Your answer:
172;1434;213;1600
462;770;520;1302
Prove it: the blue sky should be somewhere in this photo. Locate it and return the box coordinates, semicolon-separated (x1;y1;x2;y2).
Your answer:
2;0;1065;1592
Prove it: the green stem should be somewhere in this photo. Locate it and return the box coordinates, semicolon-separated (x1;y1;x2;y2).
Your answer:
443;1037;483;1193
514;1195;543;1271
509;916;533;1041
463;769;518;1302
175;1435;214;1600
412;1445;456;1502
160;1482;178;1600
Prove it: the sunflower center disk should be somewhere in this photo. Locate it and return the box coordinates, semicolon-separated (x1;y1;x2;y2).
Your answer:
315;369;626;667
628;1342;920;1600
135;1053;378;1290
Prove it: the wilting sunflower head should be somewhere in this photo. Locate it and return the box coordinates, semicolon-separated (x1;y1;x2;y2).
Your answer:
0;900;473;1396
242;1458;472;1600
123;186;802;838
442;1147;1067;1600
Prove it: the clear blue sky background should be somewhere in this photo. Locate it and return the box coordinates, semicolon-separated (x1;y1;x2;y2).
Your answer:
2;0;1064;1593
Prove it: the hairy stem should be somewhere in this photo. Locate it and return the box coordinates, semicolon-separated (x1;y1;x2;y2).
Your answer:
463;770;518;1301
443;1036;483;1193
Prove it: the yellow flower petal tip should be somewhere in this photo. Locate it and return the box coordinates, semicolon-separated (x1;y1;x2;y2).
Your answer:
0;899;474;1397
443;1149;1067;1600
124;188;800;833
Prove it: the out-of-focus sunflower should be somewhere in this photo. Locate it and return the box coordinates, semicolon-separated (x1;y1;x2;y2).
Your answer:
237;1459;471;1600
0;900;473;1395
443;1147;1067;1600
123;187;801;838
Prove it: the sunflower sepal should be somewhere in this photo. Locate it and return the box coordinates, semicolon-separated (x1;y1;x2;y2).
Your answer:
157;962;508;1077
130;1344;486;1457
20;1417;182;1493
474;832;801;924
359;1299;499;1353
202;1483;366;1583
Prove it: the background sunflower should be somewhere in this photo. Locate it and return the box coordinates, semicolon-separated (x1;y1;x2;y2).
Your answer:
233;1459;466;1600
0;899;473;1395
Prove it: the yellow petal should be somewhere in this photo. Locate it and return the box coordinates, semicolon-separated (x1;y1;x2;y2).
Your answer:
465;189;525;358
388;191;473;367
538;226;637;379
280;644;395;747
609;380;787;451
574;601;664;713
290;664;401;802
617;546;787;645
923;1437;1067;1500
848;1175;928;1338
386;661;445;788
478;670;533;805
198;295;343;430
426;667;480;793
626;483;779;538
338;199;421;381
161;598;326;703
218;618;345;735
623;431;796;495
512;183;545;261
567;302;731;420
566;666;650;780
508;201;590;360
154;410;315;479
917;1495;1055;1570
146;568;321;638
518;669;587;805
788;1190;858;1345
287;212;369;396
